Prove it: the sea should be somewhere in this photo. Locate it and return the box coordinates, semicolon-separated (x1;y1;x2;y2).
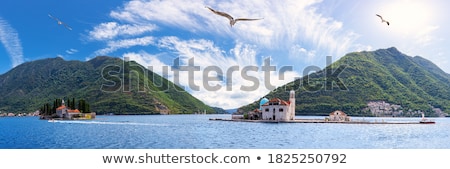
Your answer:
1;115;449;149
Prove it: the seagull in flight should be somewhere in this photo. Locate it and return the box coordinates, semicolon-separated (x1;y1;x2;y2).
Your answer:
376;14;389;26
48;14;72;30
205;6;263;27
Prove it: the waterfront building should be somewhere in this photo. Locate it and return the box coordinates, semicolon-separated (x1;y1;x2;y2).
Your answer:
261;90;296;121
328;110;350;121
56;100;82;119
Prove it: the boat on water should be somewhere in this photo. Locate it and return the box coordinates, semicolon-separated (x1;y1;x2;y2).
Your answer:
420;112;435;124
419;120;435;124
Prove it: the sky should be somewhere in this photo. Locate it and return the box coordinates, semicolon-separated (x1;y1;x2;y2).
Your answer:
0;0;449;109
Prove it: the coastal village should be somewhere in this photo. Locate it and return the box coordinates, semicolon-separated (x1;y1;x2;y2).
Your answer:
364;101;447;117
0;111;40;117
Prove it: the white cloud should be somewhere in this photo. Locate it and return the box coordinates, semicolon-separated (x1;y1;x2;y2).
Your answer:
415;25;439;47
0;17;24;67
94;36;155;56
110;0;207;29
85;56;94;61
107;0;359;58
126;37;300;109
289;45;316;63
89;0;365;66
123;51;167;73
65;48;79;55
392;25;441;63
352;44;373;53
88;22;157;41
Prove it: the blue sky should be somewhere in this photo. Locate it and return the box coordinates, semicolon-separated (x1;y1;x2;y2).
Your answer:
1;0;449;109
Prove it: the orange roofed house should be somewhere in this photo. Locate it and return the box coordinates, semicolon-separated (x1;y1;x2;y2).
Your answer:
56;100;82;119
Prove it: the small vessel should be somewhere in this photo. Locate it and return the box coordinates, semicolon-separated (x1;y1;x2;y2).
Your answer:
419;120;435;124
48;119;58;123
420;113;435;124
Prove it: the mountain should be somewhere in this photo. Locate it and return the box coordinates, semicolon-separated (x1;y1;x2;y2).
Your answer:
239;47;450;117
0;56;214;114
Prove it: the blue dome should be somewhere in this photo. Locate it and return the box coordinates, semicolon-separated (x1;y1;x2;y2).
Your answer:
260;98;269;105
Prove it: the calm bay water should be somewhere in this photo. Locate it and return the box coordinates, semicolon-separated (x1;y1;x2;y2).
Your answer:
1;115;449;149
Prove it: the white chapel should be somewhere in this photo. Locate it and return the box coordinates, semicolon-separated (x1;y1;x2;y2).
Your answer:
261;90;296;121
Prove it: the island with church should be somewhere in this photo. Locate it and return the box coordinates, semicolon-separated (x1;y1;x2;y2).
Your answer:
210;90;434;124
39;98;96;120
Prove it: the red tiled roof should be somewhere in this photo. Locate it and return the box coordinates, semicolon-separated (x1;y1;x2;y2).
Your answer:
68;109;81;113
280;100;290;106
56;105;66;110
268;98;282;103
262;98;290;106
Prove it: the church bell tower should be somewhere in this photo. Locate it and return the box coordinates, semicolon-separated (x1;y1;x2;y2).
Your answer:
289;90;295;120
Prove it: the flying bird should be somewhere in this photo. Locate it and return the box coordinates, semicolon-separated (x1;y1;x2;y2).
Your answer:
205;6;263;27
376;14;389;26
48;14;72;30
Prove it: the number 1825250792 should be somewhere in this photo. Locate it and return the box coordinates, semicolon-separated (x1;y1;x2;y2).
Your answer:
267;153;347;164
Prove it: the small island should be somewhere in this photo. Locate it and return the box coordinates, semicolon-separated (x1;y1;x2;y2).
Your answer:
39;98;95;120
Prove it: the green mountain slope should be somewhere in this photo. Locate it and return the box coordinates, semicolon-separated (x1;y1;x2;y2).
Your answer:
240;47;450;117
0;56;214;114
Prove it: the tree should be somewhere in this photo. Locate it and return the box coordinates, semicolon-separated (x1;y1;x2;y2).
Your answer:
78;99;83;113
86;104;90;113
72;98;75;110
77;99;90;113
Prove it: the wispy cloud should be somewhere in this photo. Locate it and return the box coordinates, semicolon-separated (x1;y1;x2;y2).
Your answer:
88;22;157;41
289;45;316;63
109;0;359;58
415;25;439;47
110;0;207;29
125;37;300;109
0;17;24;67
65;48;79;55
87;20;157;57
94;36;155;56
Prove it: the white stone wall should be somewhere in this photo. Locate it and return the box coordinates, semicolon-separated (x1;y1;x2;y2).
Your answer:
56;108;67;118
262;105;290;120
